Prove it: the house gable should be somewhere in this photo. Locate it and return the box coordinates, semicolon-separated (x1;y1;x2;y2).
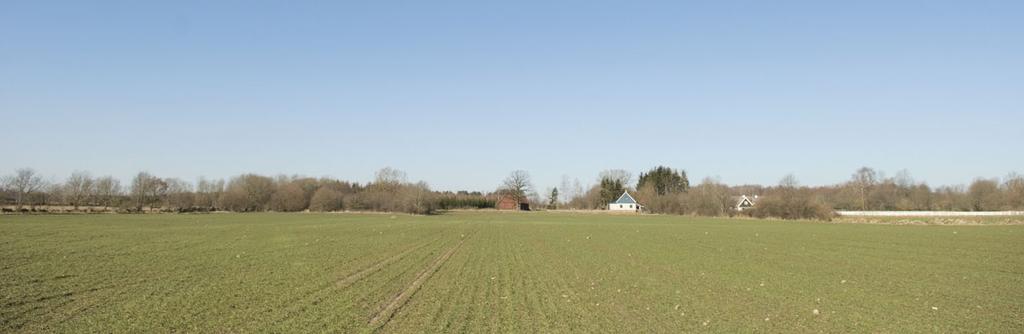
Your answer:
612;191;637;204
735;195;756;210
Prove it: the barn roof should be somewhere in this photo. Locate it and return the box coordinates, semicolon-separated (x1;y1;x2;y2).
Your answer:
612;191;638;204
497;195;529;204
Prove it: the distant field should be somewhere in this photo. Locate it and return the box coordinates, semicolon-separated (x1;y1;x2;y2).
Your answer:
2;212;1022;332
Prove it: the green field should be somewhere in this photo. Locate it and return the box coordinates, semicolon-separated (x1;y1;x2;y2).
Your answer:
2;212;1022;333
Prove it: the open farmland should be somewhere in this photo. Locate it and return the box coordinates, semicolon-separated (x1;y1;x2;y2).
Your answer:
2;212;1022;333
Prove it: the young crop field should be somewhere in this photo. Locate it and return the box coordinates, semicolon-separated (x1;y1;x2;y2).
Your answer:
1;212;1022;332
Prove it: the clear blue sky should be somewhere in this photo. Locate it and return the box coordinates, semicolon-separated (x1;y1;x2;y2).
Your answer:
2;1;1022;192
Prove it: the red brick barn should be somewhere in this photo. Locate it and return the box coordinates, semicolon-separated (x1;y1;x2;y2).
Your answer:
496;195;530;211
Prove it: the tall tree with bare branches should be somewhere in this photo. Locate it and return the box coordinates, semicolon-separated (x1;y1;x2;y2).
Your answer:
500;170;532;205
64;171;95;209
598;169;632;186
1004;172;1024;210
93;176;123;208
851;167;878;210
968;178;1001;211
3;168;47;209
130;172;167;211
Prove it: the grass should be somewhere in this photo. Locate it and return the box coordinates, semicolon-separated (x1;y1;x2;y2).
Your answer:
1;212;1022;332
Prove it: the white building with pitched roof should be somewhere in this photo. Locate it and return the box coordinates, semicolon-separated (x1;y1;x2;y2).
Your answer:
608;191;642;213
734;195;757;211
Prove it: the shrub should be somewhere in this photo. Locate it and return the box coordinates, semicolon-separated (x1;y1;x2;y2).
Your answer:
270;183;308;212
748;189;834;221
309;188;344;212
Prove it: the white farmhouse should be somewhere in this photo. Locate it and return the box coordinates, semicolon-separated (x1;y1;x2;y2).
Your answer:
735;195;757;211
608;191;642;213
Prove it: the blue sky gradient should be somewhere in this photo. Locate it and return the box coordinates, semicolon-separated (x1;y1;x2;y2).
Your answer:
2;1;1022;191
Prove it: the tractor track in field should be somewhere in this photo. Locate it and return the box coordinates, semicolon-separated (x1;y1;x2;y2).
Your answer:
335;237;438;288
273;235;444;323
368;235;468;330
3;277;156;331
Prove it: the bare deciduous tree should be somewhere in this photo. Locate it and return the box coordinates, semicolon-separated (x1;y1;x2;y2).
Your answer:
309;187;344;212
3;168;47;209
270;182;307;212
968;178;1001;211
375;167;408;187
851;167;877;210
131;172;167;211
572;179;584;206
1004;172;1024;210
598;169;632;186
559;175;573;203
750;174;834;220
93;176;123;208
894;169;915;188
164;178;194;210
500;170;532;204
195;177;224;209
64;171;95;209
780;174;800;188
690;177;733;217
401;181;436;214
40;183;63;207
219;174;275;212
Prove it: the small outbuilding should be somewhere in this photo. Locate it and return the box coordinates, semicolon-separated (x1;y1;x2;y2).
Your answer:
608;191;642;213
496;195;530;211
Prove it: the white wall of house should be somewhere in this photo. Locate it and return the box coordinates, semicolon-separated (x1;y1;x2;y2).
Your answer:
609;203;638;211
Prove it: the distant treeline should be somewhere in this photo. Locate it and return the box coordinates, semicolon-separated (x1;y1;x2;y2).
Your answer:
0;167;494;215
2;166;1022;219
556;167;1024;220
